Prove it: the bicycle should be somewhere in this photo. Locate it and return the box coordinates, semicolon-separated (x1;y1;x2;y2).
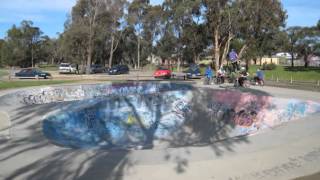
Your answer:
254;78;264;86
203;76;213;85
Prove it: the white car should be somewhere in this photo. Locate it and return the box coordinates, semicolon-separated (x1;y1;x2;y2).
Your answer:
59;63;77;74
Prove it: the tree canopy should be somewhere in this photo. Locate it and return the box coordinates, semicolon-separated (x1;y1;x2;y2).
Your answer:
0;0;319;71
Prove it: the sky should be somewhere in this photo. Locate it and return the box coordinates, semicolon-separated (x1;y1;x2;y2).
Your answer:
0;0;319;39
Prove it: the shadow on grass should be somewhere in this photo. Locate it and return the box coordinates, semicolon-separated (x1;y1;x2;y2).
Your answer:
0;82;272;179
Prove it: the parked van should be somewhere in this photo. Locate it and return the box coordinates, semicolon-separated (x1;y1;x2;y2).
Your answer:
59;63;77;74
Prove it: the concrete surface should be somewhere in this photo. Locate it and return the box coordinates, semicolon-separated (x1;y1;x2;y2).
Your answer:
0;111;10;138
0;83;320;180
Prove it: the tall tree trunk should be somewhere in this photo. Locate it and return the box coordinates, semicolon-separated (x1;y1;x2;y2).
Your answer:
238;44;247;60
109;34;114;68
304;54;309;68
196;54;200;64
193;53;197;64
31;45;34;67
221;35;233;66
51;57;54;65
86;31;93;74
253;58;257;65
214;28;220;71
291;52;294;67
221;10;234;66
290;43;295;67
137;37;140;69
177;57;181;72
85;0;98;74
245;59;249;71
259;56;262;66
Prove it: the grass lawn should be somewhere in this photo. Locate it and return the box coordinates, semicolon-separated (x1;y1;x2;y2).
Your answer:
170;64;320;82
248;65;320;82
38;64;59;71
0;80;79;90
0;69;9;78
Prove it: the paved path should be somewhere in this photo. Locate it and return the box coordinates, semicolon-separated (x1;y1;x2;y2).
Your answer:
0;84;320;180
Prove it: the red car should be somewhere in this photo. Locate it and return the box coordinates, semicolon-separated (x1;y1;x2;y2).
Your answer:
153;67;172;79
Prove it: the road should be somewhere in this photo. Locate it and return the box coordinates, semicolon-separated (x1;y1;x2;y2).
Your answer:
0;83;320;180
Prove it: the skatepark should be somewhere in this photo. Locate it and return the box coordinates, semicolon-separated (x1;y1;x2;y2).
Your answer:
1;82;320;180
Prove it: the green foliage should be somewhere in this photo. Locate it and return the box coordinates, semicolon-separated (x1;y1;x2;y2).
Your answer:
249;65;320;81
286;25;320;67
0;0;318;74
0;69;9;78
262;63;277;70
38;64;59;71
0;80;78;90
1;21;43;67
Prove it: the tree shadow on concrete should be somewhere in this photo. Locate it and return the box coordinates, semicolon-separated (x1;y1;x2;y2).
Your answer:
0;103;134;180
0;82;272;179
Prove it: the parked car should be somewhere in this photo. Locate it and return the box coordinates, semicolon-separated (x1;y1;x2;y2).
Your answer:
108;65;129;75
154;67;172;79
15;68;51;79
184;64;201;79
90;64;107;74
59;63;77;74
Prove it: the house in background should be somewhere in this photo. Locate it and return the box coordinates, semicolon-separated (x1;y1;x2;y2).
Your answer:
249;57;280;65
146;54;162;65
275;52;297;60
309;55;320;67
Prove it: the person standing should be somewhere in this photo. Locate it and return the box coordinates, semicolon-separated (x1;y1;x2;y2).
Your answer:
217;65;226;84
76;64;79;74
229;49;239;72
204;65;214;85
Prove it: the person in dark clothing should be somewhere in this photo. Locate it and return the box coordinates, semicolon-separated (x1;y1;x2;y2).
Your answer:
238;67;249;87
76;64;79;74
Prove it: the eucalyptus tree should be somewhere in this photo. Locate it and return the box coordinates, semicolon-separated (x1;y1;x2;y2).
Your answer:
1;21;43;67
21;21;42;67
160;0;206;70
203;0;286;70
118;26;138;66
142;5;163;63
0;39;5;67
286;27;302;67
203;0;237;70
295;27;320;67
71;0;110;74
234;0;286;67
2;25;27;66
156;31;178;62
128;0;150;69
102;0;127;68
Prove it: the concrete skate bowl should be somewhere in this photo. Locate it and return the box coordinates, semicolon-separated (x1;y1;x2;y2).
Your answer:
1;82;320;150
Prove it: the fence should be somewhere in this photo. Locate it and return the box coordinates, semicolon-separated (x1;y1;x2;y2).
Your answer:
266;75;320;91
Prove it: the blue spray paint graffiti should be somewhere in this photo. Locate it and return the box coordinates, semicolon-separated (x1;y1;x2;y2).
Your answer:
39;83;320;149
43;84;194;149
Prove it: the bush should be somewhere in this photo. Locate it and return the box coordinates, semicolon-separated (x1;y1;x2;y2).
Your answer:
262;63;276;70
143;63;158;71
